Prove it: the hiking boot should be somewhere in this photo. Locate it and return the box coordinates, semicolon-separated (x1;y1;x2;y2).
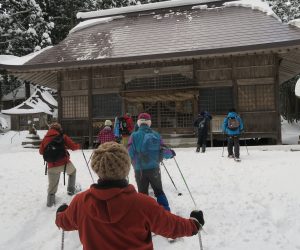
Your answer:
228;154;234;158
47;194;55;207
196;146;200;152
201;145;206;153
67;172;76;195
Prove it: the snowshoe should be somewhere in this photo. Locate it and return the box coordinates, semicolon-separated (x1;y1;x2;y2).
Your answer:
68;183;82;196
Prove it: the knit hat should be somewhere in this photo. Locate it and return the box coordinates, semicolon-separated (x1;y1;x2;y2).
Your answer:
91;142;131;180
104;120;112;126
137;112;152;127
49;122;62;132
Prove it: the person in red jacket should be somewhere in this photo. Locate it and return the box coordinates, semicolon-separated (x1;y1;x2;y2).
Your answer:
39;122;80;207
55;142;204;250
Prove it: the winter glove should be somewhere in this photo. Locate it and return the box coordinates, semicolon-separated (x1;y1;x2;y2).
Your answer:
190;210;205;230
170;149;176;157
56;204;68;214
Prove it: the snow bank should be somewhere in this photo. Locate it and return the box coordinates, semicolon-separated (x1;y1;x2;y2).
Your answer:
288;18;300;28
224;0;281;21
70;16;125;34
77;0;215;20
0;46;52;66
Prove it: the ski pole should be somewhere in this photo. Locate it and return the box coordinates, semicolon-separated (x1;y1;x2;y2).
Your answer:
87;151;94;165
244;138;249;155
61;230;65;250
161;161;182;196
222;133;225;157
81;149;95;183
173;157;203;250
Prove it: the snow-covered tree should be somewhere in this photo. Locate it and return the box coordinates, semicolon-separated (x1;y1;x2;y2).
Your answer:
267;0;300;22
0;0;53;56
267;0;300;121
36;0;167;45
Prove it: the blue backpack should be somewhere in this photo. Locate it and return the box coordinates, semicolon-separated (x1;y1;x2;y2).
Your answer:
139;132;161;165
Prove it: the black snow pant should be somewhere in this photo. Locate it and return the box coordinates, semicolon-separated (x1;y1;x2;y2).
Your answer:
227;136;240;158
135;168;164;196
135;168;170;211
197;129;208;152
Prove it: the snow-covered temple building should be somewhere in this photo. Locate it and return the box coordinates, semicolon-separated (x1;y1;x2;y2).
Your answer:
1;0;300;146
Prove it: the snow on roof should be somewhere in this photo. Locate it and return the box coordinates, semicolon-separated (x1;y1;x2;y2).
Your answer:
288;18;300;28
224;0;281;21
77;0;219;20
0;46;52;66
74;0;280;34
70;15;125;34
1;86;57;115
295;77;300;98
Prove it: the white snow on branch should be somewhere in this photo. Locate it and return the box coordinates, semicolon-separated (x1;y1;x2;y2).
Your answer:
224;0;281;22
0;46;52;65
288;18;300;28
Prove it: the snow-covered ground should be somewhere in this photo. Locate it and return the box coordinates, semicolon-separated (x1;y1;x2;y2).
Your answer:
1;124;300;250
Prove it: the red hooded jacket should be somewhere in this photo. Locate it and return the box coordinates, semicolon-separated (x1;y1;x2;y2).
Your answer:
39;129;80;168
56;183;198;250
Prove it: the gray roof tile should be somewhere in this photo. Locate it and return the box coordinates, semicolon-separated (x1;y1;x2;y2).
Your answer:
26;6;300;66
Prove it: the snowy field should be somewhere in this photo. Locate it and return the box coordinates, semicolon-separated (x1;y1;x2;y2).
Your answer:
1;125;300;250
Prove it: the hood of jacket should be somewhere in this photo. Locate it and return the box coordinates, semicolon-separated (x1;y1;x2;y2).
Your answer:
45;129;60;138
227;112;238;118
82;183;137;224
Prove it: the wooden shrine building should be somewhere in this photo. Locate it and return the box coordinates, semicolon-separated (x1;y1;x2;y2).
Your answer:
1;0;300;146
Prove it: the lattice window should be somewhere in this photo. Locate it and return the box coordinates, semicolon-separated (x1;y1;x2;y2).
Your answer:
92;94;122;118
62;96;88;118
125;74;197;90
238;84;275;111
143;101;193;128
199;87;233;113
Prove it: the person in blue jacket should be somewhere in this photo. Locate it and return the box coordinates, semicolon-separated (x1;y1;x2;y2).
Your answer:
222;109;244;160
128;112;171;211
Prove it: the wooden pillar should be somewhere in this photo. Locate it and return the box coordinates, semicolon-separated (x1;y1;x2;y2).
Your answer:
88;68;93;148
57;72;62;123
274;54;282;144
231;55;238;111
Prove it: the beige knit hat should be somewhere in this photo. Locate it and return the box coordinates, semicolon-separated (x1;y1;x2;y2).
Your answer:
104;120;112;126
91;142;131;180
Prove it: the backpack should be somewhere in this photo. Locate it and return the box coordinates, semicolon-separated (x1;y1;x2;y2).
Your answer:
227;117;240;130
43;134;66;163
139;132;161;165
198;117;206;129
119;117;130;136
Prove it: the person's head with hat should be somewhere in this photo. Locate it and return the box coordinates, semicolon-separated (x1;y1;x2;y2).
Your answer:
137;112;151;127
91;142;130;181
49;122;62;133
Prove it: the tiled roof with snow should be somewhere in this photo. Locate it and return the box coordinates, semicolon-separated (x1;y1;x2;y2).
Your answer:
11;1;300;66
1;86;57;115
0;46;52;66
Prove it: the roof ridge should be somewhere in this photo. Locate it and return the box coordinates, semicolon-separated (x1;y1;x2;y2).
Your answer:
77;0;233;20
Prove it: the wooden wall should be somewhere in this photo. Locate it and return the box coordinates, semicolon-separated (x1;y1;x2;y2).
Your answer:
58;53;281;145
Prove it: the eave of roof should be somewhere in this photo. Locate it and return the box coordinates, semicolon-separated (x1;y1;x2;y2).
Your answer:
1;41;300;72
